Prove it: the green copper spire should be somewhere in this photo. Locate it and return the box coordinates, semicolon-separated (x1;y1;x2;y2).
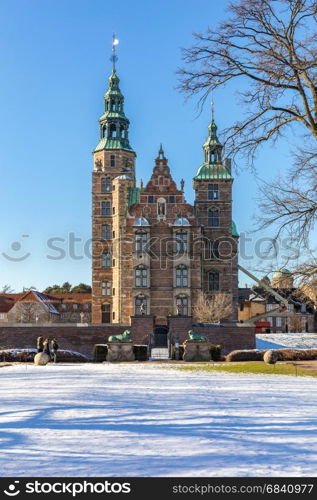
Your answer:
194;103;232;180
94;38;134;153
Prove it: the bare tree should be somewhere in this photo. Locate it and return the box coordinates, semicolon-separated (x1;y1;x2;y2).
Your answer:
288;313;304;332
13;303;49;323
179;0;317;245
1;284;14;293
193;292;232;323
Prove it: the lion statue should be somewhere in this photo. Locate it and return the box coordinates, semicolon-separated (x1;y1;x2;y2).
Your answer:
187;329;208;342
108;329;132;343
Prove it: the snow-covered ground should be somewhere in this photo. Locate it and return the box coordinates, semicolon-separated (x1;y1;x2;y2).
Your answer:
0;363;317;477
257;333;317;350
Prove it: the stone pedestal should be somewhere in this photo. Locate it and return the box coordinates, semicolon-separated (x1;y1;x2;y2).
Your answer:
106;342;135;362
183;341;211;362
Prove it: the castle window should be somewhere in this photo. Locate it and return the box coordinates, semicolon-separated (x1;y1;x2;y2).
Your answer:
148;195;154;203
101;253;111;267
101;224;111;240
135;231;148;252
73;303;78;310
101;177;111;193
176;265;188;287
175;231;188;253
208;184;219;200
135;294;147;315
208;208;220;227
101;201;111;216
110;155;116;167
101;304;111;323
168;195;176;203
135;265;148;287
102;281;111;296
208;271;220;292
176;295;188;316
120;126;125;138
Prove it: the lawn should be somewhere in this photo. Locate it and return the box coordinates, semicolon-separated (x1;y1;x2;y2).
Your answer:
179;362;317;377
1;363;317;476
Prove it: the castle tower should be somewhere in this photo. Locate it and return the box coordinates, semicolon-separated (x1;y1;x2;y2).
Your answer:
193;108;239;318
92;43;136;323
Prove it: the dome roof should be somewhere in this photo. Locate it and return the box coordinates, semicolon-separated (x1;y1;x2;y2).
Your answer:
173;217;191;226
133;217;151;227
114;175;133;180
272;268;291;278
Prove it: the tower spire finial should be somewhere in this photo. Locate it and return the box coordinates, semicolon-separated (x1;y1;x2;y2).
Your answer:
111;34;119;71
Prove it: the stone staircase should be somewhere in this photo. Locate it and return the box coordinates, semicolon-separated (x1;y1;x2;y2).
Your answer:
150;347;170;360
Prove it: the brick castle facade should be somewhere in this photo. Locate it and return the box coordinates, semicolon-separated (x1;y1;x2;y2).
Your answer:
92;64;239;328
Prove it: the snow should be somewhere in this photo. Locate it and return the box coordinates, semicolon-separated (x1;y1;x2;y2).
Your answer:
257;333;317;350
0;363;317;477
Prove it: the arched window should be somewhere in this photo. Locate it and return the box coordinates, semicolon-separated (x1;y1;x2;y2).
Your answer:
101;177;112;193
120;126;125;138
102;281;111;296
135;294;147;315
102;126;107;137
135;265;148;287
208;271;220;291
110;155;116;167
208;208;220;227
176;265;188;287
101;200;111;216
157;197;166;216
208;184;219;200
175;231;188;253
135;231;148;252
110;124;116;138
101;253;111;268
176;295;188;316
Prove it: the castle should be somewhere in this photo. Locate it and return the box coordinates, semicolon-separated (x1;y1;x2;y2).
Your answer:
91;62;239;331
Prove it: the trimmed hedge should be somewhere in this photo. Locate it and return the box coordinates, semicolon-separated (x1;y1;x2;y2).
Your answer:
0;349;88;363
226;348;317;362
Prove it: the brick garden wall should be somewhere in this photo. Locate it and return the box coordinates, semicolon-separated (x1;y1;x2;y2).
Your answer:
0;319;255;359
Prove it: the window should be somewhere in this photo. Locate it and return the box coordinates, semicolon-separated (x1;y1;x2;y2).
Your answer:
135;231;148;252
61;303;67;310
102;281;111;296
101;224;111;240
101;201;111;215
175;231;188;253
208;208;220;227
83;303;90;310
266;304;276;311
208;184;219;200
101;253;111;267
101;304;111;323
168;195;176;203
135;295;147;315
73;303;78;310
176;295;188;316
208;271;220;291
110;154;116;167
176;265;188;287
148;195;154;203
110;124;116;138
135;266;148;287
101;177;111;193
276;317;282;327
0;313;5;319
112;311;116;320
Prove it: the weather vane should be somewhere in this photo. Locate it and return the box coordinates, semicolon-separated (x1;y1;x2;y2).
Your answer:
110;34;119;70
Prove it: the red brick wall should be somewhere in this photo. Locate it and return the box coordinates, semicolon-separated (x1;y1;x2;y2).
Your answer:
130;316;155;344
168;317;255;354
0;325;129;358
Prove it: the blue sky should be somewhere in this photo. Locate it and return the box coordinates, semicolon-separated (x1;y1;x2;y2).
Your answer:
0;0;294;291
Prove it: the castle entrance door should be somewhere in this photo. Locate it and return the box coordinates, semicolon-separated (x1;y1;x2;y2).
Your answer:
154;325;168;347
